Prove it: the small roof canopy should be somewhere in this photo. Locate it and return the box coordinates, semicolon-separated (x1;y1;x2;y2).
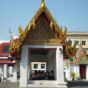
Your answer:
9;0;76;59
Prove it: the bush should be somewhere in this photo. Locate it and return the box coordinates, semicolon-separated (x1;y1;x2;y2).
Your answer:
71;72;75;81
64;77;68;81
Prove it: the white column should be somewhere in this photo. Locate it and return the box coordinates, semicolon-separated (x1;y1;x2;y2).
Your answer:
3;64;8;82
56;46;67;87
27;50;31;81
86;65;88;80
28;58;31;80
9;66;13;75
0;65;4;82
13;63;17;82
66;59;71;80
74;65;80;80
20;46;28;87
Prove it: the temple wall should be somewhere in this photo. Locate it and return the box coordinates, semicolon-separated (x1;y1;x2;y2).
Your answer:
67;35;88;49
73;65;80;80
86;65;88;80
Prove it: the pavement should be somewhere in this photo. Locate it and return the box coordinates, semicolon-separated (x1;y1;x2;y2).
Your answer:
68;81;88;88
0;82;19;88
0;81;88;88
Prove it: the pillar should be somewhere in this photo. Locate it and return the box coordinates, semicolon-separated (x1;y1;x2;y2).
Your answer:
20;46;28;87
0;65;4;82
13;63;17;82
27;50;31;81
3;64;8;82
9;66;13;75
56;46;67;87
28;57;30;80
66;59;71;80
74;65;80;80
86;65;88;80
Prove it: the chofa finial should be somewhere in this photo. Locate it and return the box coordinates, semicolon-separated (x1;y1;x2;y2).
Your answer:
41;0;45;8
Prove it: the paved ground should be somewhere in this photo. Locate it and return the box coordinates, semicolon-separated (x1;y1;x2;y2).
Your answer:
68;81;88;88
0;82;19;88
0;81;88;88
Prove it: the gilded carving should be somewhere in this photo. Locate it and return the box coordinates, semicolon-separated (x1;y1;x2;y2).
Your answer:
24;13;56;45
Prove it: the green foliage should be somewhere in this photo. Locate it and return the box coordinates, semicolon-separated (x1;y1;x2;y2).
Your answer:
71;72;76;81
64;77;68;82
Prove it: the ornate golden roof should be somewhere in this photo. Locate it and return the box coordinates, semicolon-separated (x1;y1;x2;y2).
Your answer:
9;0;75;58
63;39;76;59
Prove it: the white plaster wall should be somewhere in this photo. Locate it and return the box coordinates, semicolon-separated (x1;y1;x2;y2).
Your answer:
12;63;17;82
20;46;28;87
3;64;8;82
86;65;88;80
55;46;67;88
65;60;72;80
9;66;13;75
64;66;70;80
73;65;80;80
67;35;88;49
65;65;80;81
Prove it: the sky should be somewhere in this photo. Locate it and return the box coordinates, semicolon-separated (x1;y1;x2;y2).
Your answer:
0;0;88;41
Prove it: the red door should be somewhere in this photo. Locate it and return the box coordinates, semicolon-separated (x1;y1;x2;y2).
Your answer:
80;65;86;79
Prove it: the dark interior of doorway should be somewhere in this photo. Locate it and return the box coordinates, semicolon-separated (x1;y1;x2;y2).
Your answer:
29;48;56;80
80;64;86;79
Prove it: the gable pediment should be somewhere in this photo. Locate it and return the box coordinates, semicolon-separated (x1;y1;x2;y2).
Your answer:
9;1;67;58
24;12;62;45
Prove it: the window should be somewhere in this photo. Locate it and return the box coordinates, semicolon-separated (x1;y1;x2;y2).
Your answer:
41;64;45;69
31;62;46;71
34;64;38;69
82;41;86;45
76;41;79;45
2;45;9;52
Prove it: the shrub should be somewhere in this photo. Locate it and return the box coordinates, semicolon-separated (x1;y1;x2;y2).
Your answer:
71;72;75;81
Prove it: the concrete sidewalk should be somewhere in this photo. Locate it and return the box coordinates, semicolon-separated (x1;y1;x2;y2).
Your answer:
0;81;88;88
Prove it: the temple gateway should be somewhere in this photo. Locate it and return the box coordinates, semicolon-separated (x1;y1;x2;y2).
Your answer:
9;0;75;88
